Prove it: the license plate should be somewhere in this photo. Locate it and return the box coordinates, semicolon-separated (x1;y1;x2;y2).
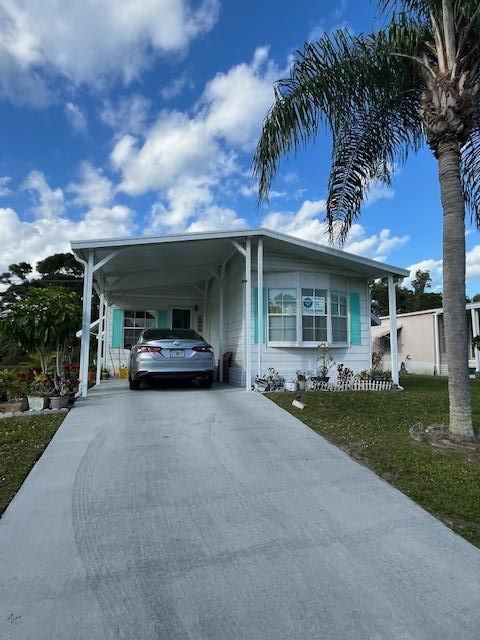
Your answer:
170;349;185;358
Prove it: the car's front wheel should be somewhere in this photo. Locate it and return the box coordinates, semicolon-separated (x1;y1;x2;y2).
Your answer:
129;377;141;390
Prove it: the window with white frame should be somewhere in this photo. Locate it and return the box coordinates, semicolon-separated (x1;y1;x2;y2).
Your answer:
266;287;350;345
123;310;156;347
302;288;327;342
331;291;348;343
268;289;297;342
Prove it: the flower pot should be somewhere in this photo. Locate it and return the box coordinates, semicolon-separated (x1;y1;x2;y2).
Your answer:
0;399;27;413
285;381;297;392
50;396;69;410
27;396;49;411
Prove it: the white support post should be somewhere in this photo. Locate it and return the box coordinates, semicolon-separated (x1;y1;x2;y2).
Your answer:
95;293;105;386
79;252;94;398
103;300;110;372
471;308;480;374
203;279;209;340
219;265;225;383
433;312;441;376
257;238;263;378
388;276;399;386
245;238;252;390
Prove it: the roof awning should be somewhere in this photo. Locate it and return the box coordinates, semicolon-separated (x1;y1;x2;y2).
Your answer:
377;324;403;338
70;228;409;308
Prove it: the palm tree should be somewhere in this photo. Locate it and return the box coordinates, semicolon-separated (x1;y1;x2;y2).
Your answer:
253;0;479;442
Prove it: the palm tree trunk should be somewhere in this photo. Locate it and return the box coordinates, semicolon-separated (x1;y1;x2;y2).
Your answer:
438;140;475;441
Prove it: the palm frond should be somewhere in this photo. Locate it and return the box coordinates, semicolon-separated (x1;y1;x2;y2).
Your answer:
462;110;480;228
327;89;424;242
253;19;429;242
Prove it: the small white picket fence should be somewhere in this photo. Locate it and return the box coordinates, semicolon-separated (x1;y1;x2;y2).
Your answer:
309;378;393;392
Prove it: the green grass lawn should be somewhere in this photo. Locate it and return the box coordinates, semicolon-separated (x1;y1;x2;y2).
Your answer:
0;414;65;515
269;375;480;548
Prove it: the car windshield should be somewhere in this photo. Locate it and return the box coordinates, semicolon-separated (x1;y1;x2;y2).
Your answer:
141;329;203;342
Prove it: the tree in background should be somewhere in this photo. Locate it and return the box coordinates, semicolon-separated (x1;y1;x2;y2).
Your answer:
372;269;443;316
0;287;80;388
411;270;432;296
254;0;480;442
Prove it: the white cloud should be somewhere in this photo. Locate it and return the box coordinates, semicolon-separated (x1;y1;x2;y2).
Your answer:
67;163;114;208
345;228;409;260
111;47;285;233
160;73;194;101
187;206;247;232
112;110;235;196
282;172;298;184
0;204;134;274
0;176;12;196
262;198;409;261
364;182;395;207
64;102;87;132
101;94;151;136
21;170;65;219
199;46;279;151
0;0;219;100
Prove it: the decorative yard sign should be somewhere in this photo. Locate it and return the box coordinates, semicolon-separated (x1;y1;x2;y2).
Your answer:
302;295;326;315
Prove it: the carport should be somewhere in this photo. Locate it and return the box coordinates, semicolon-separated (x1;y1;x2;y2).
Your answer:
72;230;257;397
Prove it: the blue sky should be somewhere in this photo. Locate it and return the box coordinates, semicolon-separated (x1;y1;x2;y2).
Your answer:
1;0;479;294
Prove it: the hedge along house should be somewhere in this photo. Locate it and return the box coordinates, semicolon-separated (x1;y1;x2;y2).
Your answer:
71;228;409;397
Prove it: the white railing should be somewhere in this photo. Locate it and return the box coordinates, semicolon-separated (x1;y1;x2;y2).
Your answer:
308;378;393;392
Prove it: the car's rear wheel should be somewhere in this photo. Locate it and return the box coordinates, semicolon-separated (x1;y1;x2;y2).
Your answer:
199;374;213;389
129;377;141;390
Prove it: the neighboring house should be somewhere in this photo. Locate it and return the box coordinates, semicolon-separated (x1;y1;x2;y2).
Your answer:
372;304;480;376
71;228;408;397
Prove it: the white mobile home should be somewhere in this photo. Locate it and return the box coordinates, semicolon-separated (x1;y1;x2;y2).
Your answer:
372;304;480;376
71;229;408;396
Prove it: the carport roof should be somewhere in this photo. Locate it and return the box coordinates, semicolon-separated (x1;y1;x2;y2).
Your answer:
71;228;409;302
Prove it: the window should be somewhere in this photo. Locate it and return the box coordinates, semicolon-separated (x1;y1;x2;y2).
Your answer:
302;288;327;342
331;291;348;343
268;289;297;342
123;310;156;347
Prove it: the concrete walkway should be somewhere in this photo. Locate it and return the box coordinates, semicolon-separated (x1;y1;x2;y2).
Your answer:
1;380;479;639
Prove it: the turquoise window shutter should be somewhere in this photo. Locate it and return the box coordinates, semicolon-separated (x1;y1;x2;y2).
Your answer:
349;292;361;345
111;308;123;348
253;288;268;344
157;310;169;328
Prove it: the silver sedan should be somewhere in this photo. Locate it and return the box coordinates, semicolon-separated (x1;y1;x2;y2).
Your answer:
128;329;215;390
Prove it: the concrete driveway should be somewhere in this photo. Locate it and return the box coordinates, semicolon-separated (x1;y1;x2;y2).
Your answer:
1;380;479;639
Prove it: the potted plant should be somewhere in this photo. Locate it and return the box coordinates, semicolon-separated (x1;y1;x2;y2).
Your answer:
316;343;336;382
254;368;285;392
266;368;285;391
27;373;54;411
101;367;110;380
254;376;269;392
285;379;297;392
0;369;27;413
49;381;70;410
296;370;309;391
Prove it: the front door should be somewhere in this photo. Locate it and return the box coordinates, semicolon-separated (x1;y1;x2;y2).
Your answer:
172;308;191;329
